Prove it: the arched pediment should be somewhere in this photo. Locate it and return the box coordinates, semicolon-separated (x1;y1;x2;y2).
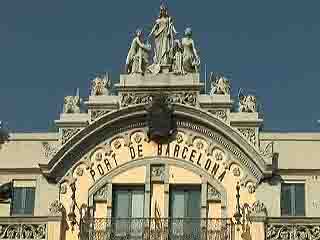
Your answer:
40;104;272;187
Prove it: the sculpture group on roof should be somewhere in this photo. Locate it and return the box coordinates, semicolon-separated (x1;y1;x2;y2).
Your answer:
125;4;200;75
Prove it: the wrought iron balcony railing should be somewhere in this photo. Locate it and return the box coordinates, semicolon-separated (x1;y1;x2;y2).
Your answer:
80;218;234;240
266;217;320;240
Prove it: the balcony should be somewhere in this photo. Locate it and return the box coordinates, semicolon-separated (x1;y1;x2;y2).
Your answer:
266;217;320;240
80;218;234;240
0;217;48;240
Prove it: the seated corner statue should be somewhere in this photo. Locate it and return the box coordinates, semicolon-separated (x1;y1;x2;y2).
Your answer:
125;29;151;74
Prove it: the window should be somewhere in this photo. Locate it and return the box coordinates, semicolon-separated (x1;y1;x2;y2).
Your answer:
169;186;201;236
11;181;36;216
112;186;145;236
281;183;305;216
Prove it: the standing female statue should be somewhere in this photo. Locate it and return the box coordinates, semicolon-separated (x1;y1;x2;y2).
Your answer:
181;27;200;73
149;4;177;65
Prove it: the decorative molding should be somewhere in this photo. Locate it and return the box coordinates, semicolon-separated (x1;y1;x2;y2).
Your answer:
113;139;122;150
61;128;81;145
90;74;111;96
94;185;108;201
209;109;227;122
233;167;241;177
75;167;84;177
237;128;257;147
41;142;59;160
91;110;109;121
250;200;267;216
214;150;224;161
133;133;142;144
60;184;67;194
195;140;204;150
176;133;184;144
151;165;165;181
120;92;198;108
207;184;221;201
49;200;64;216
238;89;257;113
63;93;81;114
0;223;47;240
266;223;320;240
209;73;231;95
260;141;273;159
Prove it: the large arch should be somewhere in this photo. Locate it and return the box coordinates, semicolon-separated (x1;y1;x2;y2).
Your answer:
40;104;271;183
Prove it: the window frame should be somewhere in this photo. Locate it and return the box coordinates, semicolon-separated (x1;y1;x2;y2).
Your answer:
280;182;305;217
10;180;36;217
112;185;145;218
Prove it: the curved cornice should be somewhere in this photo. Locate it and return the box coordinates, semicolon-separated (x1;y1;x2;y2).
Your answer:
40;104;270;182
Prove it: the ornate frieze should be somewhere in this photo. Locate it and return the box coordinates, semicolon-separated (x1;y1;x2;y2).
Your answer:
120;92;197;108
91;110;109;121
237;128;257;147
0;223;47;240
266;223;320;240
49;200;64;216
42;142;59;160
94;185;108;201
61;128;81;145
207;185;221;201
209;109;228;122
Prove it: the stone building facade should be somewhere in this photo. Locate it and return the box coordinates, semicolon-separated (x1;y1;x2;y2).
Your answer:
1;5;320;240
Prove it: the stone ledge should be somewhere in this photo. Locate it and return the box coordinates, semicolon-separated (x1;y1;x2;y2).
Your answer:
116;73;203;92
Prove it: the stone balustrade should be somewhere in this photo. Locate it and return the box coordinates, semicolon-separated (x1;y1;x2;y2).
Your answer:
266;217;320;240
0;216;62;240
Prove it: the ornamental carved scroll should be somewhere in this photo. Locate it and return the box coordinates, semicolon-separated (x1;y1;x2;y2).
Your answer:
121;92;197;107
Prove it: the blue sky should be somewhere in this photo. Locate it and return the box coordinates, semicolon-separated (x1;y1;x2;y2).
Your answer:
1;1;320;132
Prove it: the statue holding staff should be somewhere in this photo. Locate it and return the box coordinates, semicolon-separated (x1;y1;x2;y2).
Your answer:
148;4;177;65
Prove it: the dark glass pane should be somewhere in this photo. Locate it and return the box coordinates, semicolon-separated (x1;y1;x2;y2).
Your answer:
294;184;305;216
11;188;23;215
113;190;130;218
170;190;185;218
187;190;201;218
113;190;130;235
281;184;292;216
131;190;144;218
24;188;35;215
